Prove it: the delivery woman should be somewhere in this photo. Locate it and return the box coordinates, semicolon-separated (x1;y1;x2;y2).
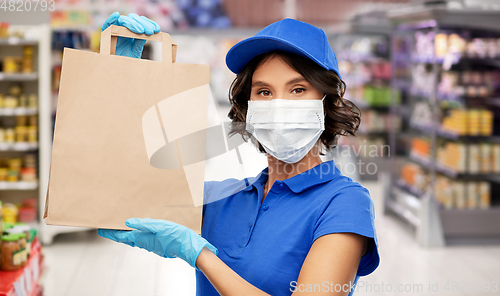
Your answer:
98;12;380;296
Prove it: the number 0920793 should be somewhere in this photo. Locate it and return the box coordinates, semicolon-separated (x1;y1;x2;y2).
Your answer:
1;0;55;12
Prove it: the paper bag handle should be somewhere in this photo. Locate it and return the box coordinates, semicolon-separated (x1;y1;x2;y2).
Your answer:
100;25;177;63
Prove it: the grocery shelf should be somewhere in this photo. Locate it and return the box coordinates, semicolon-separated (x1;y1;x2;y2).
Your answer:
437;92;500;103
410;122;434;134
0;181;38;190
0;37;38;46
0;72;38;81
396;179;426;198
409;152;432;168
410;55;445;64
0;107;38;116
436;164;500;183
0;237;42;296
0;142;39;151
440;207;500;237
408;56;500;67
0;24;53;245
411;124;500;143
436;129;500;143
386;7;500;247
389;187;421;227
433;163;492;180
409;152;500;182
329;23;393;182
388;6;500;31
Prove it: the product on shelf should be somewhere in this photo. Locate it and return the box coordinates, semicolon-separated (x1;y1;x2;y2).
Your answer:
468;144;480;174
8;84;21;97
400;163;430;192
414;31;435;60
0;201;3;234
415;31;500;60
18;205;36;222
438;70;499;99
478;182;491;209
437;142;466;172
411;137;431;159
22;46;34;73
435;176;452;208
0;168;6;181
337;35;389;61
0;22;9;38
1;46;34;74
16;234;27;268
440;108;494;136
454;181;467;209
436;141;500;174
0;223;38;273
435;176;491;210
481;144;491;173
358;111;401;134
0;155;38;183
410;102;433;128
1;234;21;271
2;57;21;74
363;86;400;107
2;203;18;223
0;115;39;144
411;64;436;95
0;86;38;109
4;230;27;268
467;182;478;209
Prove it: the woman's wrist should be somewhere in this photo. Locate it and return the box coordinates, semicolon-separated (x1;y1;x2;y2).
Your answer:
196;246;217;271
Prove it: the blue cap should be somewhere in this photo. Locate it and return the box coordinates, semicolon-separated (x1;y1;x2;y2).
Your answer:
226;18;341;79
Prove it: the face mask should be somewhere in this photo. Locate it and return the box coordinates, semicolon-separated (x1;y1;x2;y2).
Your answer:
245;95;325;164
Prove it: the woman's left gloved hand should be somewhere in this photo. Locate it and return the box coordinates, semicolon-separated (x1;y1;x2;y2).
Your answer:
98;218;218;270
101;12;160;58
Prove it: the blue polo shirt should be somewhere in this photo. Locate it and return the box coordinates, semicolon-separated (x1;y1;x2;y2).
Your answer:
196;160;379;296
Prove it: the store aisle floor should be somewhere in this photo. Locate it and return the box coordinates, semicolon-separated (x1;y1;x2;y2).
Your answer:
41;180;500;296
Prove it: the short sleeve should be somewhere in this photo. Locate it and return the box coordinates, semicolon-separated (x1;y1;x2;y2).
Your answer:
313;185;380;276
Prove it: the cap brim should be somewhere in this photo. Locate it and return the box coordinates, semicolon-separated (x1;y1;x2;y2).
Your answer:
226;36;329;75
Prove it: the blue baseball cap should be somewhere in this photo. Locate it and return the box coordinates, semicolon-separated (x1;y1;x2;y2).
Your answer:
226;18;341;79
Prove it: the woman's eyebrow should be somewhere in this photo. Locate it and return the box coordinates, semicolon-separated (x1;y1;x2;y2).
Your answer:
252;77;306;88
251;81;270;88
286;77;306;86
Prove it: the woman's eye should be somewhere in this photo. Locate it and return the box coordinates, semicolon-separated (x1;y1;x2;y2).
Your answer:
292;88;306;94
257;90;271;97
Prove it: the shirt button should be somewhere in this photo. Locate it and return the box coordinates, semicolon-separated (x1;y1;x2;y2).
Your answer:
278;184;284;189
262;205;269;211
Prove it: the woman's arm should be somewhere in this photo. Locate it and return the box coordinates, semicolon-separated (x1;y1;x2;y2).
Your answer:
292;233;367;295
196;233;367;296
196;247;271;296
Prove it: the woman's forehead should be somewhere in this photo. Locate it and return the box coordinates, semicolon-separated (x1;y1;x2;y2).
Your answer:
252;55;305;85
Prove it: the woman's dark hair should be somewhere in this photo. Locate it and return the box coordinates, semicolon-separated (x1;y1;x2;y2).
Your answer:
227;51;361;153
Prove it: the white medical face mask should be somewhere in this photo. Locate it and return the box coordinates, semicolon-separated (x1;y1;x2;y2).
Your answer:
245;95;326;164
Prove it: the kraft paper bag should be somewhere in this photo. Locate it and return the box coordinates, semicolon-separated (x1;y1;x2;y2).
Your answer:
44;25;210;233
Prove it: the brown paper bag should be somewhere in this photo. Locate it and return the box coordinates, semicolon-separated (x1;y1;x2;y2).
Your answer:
44;25;210;232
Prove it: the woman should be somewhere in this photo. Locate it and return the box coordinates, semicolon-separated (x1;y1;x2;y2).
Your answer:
98;12;380;296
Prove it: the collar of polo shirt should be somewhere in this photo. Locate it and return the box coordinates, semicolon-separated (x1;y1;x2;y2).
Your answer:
243;160;339;193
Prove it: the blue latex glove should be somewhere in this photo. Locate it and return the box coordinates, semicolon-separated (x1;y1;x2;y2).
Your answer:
101;12;161;58
97;218;218;270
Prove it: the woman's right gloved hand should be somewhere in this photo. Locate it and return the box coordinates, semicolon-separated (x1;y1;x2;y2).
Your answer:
97;218;218;271
101;11;160;59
